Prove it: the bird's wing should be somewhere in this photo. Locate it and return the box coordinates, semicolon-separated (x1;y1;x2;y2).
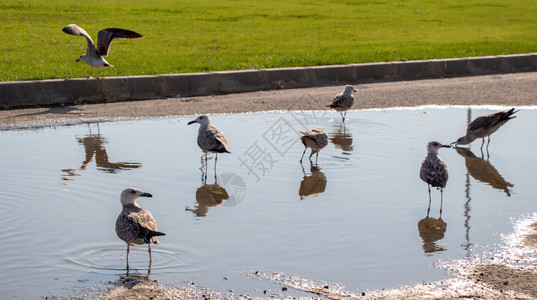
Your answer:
96;28;144;57
330;93;345;107
62;24;98;57
128;209;159;232
330;94;354;108
201;125;230;153
302;129;328;148
314;133;329;148
467;114;497;136
310;129;328;147
420;158;448;188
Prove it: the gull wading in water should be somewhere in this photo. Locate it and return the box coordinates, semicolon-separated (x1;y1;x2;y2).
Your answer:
62;24;144;78
420;141;450;217
188;115;230;180
115;187;165;269
451;108;518;153
300;128;328;164
328;85;357;122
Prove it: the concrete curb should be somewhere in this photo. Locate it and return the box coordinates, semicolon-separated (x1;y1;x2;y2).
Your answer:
1;53;536;108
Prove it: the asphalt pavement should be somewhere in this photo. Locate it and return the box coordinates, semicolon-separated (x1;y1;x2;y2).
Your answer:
1;71;536;128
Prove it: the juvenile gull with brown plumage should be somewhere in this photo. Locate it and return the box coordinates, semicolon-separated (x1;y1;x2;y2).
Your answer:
328;85;357;121
115;187;165;268
452;108;518;151
300;128;328;163
62;24;143;78
420;141;450;216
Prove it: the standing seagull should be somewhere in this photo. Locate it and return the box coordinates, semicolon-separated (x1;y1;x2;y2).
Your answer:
328;85;357;121
62;24;144;78
115;187;165;269
420;141;450;217
188;115;230;180
452;108;518;153
300;128;328;164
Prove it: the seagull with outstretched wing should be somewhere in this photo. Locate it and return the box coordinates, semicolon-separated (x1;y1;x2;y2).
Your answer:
62;24;143;78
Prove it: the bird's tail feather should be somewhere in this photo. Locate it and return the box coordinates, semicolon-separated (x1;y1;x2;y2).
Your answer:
150;230;166;237
503;108;519;121
144;230;165;243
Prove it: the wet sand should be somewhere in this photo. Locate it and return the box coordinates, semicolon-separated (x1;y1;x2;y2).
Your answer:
4;72;537;299
97;220;537;299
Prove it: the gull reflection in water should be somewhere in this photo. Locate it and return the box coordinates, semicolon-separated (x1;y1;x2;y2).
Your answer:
299;164;327;200
62;123;142;183
187;183;229;217
417;216;447;255
186;158;229;217
115;268;151;289
329;122;353;155
454;146;514;197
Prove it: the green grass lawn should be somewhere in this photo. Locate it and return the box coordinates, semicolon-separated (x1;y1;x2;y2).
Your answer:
1;0;536;81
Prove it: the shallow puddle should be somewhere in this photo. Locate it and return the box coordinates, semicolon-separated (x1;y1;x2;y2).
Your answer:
0;106;536;298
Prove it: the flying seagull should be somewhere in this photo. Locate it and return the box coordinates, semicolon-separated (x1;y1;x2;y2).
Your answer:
300;128;328;164
188;115;230;181
62;24;143;78
115;187;165;269
451;108;518;153
328;85;357;122
419;141;450;217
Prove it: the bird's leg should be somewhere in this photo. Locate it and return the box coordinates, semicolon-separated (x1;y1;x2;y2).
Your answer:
308;150;315;162
486;136;491;159
204;153;208;182
126;244;130;270
440;188;444;217
340;112;344;122
480;138;485;151
87;67;93;79
148;244;152;268
214;153;218;184
427;185;432;217
343;111;347;121
200;155;206;184
315;152;319;164
300;148;307;163
97;67;102;79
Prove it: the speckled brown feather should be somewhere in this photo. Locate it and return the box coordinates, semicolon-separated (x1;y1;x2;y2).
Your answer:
116;205;164;245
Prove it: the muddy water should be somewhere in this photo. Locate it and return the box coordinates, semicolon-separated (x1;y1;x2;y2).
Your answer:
0;107;535;298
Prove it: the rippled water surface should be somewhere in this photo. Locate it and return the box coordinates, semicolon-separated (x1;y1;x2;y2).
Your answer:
1;107;536;298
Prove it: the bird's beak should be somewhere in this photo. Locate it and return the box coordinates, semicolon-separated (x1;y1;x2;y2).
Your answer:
187;120;196;125
141;192;153;198
353;88;357;92
75;58;80;62
449;142;457;147
443;144;452;148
